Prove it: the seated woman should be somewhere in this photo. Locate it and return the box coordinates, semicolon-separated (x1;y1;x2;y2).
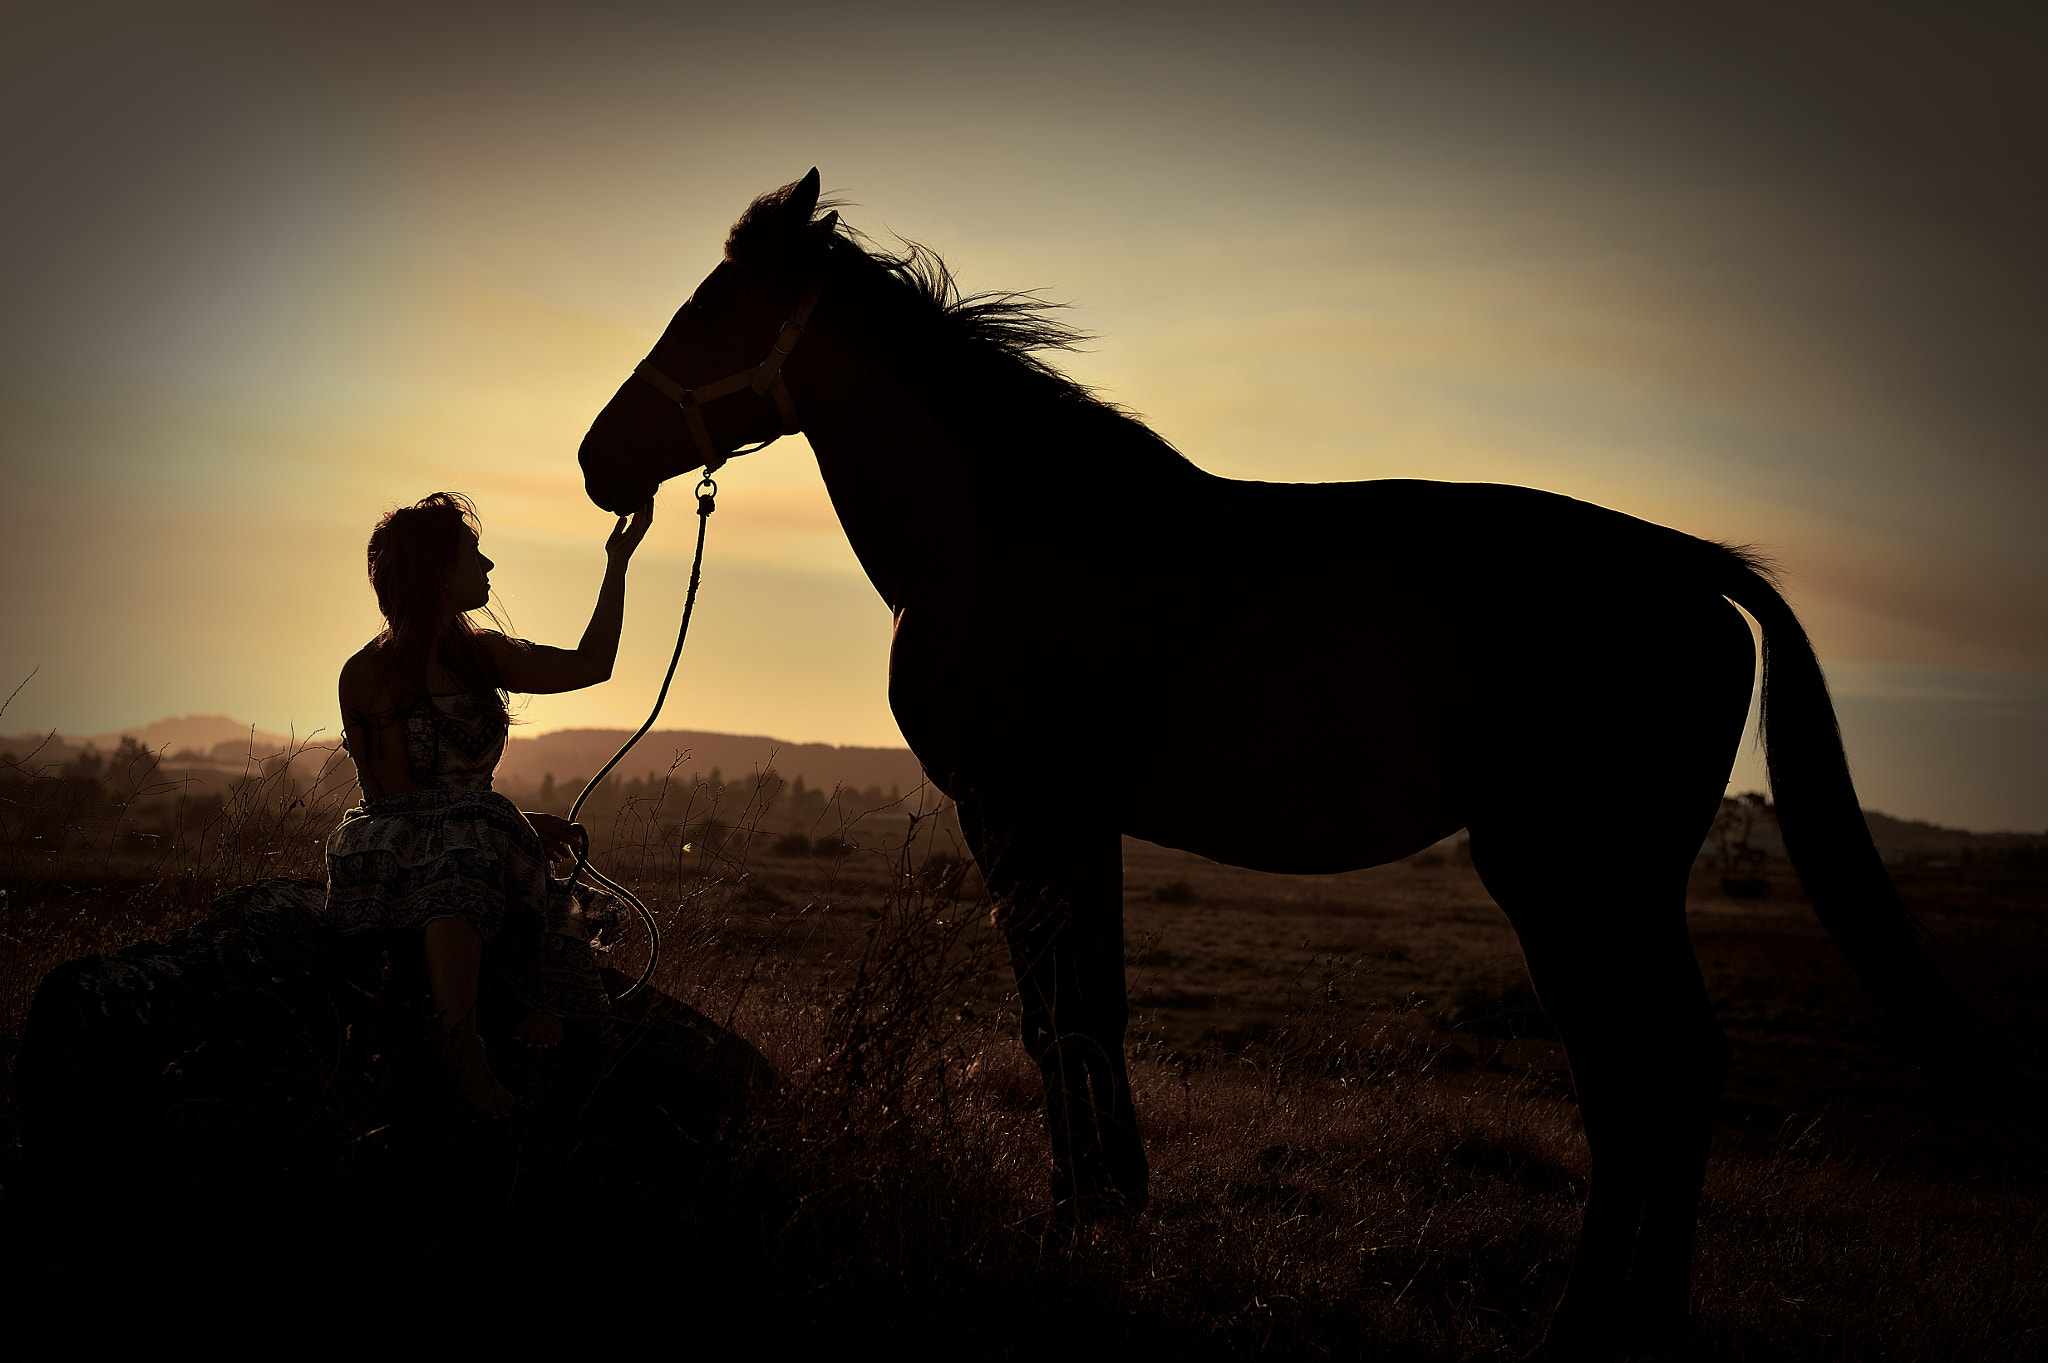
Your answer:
322;490;654;1116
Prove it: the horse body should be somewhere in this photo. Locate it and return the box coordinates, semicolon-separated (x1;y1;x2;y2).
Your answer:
1119;481;1716;856
577;172;1990;1357
880;461;1753;876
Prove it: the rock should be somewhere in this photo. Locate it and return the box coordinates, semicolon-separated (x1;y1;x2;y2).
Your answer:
11;877;780;1268
17;879;347;1198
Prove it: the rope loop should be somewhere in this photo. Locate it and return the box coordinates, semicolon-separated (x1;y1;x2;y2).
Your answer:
560;480;720;999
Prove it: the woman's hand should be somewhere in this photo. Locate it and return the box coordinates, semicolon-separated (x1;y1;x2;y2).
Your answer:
487;500;649;696
524;811;588;863
606;499;654;564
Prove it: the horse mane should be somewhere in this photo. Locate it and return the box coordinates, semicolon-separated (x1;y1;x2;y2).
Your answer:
726;180;1201;482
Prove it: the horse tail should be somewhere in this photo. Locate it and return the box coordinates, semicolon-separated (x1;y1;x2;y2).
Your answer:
1710;545;2028;1110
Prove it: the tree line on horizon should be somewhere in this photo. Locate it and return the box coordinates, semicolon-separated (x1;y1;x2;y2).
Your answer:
5;729;2043;883
517;764;914;837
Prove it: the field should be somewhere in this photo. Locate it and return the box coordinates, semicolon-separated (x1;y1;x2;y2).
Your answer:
2;751;2046;1359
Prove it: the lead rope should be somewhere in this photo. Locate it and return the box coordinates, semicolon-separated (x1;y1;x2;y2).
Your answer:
559;472;720;1000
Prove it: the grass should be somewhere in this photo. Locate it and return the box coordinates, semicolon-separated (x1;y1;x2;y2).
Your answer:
2;763;2045;1359
0;732;355;1040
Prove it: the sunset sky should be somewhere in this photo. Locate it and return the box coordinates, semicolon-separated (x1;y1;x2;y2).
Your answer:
2;2;2043;830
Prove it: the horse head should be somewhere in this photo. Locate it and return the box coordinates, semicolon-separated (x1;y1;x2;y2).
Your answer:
578;168;840;513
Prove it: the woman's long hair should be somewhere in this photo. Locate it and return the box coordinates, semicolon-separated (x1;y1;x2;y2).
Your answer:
364;492;513;728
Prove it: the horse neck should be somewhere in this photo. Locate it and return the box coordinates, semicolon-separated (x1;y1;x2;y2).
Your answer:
791;333;984;612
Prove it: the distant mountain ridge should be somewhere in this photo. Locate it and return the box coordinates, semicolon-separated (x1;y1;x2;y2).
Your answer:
89;715;300;758
495;727;928;797
0;715;303;767
0;716;928;798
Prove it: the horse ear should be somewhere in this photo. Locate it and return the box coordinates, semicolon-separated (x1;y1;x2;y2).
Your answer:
786;169;821;226
814;210;839;236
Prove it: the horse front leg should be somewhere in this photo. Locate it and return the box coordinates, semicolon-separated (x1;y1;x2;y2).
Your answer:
961;795;1147;1216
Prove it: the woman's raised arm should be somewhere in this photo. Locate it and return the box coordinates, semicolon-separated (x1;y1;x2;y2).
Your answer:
489;500;654;695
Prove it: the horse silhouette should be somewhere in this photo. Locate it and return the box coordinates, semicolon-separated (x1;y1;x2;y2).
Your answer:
576;170;2003;1356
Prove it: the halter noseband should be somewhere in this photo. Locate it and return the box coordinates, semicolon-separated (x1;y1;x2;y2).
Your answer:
632;282;825;476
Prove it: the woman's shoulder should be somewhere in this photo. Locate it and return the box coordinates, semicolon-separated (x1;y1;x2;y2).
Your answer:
341;640;387;682
340;642;398;714
471;630;532;666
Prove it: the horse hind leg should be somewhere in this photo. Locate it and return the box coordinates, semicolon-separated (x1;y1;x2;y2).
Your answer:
1628;993;1728;1331
961;795;1148;1216
1474;836;1729;1358
1548;930;1725;1353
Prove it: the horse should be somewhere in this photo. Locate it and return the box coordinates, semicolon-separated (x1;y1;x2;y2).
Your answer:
575;170;2002;1356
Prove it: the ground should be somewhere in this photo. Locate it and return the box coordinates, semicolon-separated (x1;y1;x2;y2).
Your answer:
3;783;2045;1359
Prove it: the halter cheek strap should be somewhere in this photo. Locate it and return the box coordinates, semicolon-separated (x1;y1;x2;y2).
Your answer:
632;282;825;475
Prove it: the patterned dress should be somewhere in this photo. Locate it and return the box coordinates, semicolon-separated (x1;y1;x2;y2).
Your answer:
321;691;623;1022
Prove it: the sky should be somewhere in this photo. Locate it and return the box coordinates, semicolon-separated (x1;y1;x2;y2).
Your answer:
1;1;2043;830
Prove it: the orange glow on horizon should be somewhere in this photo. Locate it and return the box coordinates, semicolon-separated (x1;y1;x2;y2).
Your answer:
2;4;2042;828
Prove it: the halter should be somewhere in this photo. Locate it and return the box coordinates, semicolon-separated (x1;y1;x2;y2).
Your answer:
632;282;825;476
563;281;821;998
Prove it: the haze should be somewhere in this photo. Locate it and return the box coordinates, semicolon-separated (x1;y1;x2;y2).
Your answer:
1;1;2042;830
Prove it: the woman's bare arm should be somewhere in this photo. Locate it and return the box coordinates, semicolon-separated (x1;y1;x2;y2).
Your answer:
490;501;653;695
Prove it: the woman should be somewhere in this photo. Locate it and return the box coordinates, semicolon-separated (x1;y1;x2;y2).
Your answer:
323;491;654;1116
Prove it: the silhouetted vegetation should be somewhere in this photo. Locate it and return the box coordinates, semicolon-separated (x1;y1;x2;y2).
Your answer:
0;732;356;1036
2;766;2045;1357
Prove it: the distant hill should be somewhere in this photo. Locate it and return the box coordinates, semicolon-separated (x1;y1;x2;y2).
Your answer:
8;717;2041;850
1861;809;2047;860
0;717;927;800
0;716;305;768
83;715;300;758
495;728;928;797
1706;795;2045;865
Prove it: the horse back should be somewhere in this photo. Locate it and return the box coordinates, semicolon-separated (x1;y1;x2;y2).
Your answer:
1107;477;1749;867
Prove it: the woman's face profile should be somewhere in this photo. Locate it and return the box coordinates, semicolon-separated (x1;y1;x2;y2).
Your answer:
442;532;494;615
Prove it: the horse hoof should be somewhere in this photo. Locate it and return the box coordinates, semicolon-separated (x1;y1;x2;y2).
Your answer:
1522;1305;1624;1363
1047;1172;1145;1222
